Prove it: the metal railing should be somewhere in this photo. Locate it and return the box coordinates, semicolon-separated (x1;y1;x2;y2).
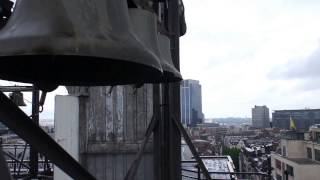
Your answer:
280;131;305;140
6;159;53;178
182;160;274;180
1;144;53;178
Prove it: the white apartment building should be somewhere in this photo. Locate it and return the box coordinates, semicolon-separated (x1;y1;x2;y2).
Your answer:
271;125;320;180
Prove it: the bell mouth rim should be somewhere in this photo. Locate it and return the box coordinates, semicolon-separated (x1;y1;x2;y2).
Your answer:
162;71;183;82
0;54;164;87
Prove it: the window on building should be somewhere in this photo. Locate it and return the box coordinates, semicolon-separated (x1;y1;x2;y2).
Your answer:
315;149;320;161
276;159;281;170
286;164;294;176
282;146;286;157
307;147;312;159
276;174;282;180
315;132;320;143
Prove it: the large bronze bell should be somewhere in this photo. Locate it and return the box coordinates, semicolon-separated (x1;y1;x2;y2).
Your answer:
0;0;163;90
129;8;182;83
158;34;182;82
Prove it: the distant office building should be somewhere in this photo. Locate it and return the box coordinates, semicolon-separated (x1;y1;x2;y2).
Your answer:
252;105;270;128
272;109;320;131
180;79;204;127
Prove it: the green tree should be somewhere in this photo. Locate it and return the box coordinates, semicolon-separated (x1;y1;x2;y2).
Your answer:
222;147;241;170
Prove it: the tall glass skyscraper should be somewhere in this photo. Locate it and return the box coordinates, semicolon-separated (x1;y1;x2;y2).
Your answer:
180;79;204;127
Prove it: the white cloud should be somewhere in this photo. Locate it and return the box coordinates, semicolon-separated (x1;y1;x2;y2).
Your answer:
181;0;320;117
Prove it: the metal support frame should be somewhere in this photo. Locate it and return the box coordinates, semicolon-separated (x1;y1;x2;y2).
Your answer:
1;85;47;178
181;163;274;180
30;86;39;178
172;116;212;180
0;147;12;180
17;143;28;175
162;83;172;180
182;172;273;180
0;91;96;180
125;105;212;180
162;0;184;179
2;150;30;169
124;116;158;180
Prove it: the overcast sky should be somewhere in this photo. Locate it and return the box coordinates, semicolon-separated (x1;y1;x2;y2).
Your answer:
2;0;320;119
180;0;320;118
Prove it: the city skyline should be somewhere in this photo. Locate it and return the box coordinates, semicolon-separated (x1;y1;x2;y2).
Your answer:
1;79;319;120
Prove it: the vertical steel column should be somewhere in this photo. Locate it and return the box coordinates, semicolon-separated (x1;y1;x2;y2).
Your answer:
13;145;17;175
197;165;201;180
153;84;160;180
30;87;39;178
154;0;182;179
168;0;182;179
163;83;171;180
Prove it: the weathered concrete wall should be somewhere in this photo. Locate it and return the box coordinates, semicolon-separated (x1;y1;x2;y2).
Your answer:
65;84;155;180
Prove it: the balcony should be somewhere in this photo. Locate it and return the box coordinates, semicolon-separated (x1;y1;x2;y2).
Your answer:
281;131;305;140
181;158;271;180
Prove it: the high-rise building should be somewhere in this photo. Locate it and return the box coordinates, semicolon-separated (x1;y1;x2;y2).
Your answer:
272;109;320;130
180;79;204;127
252;105;270;128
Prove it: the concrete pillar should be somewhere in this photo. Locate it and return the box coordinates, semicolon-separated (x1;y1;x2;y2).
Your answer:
54;96;80;180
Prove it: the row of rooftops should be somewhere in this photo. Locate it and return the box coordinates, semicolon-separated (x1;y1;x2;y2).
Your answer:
280;125;320;142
